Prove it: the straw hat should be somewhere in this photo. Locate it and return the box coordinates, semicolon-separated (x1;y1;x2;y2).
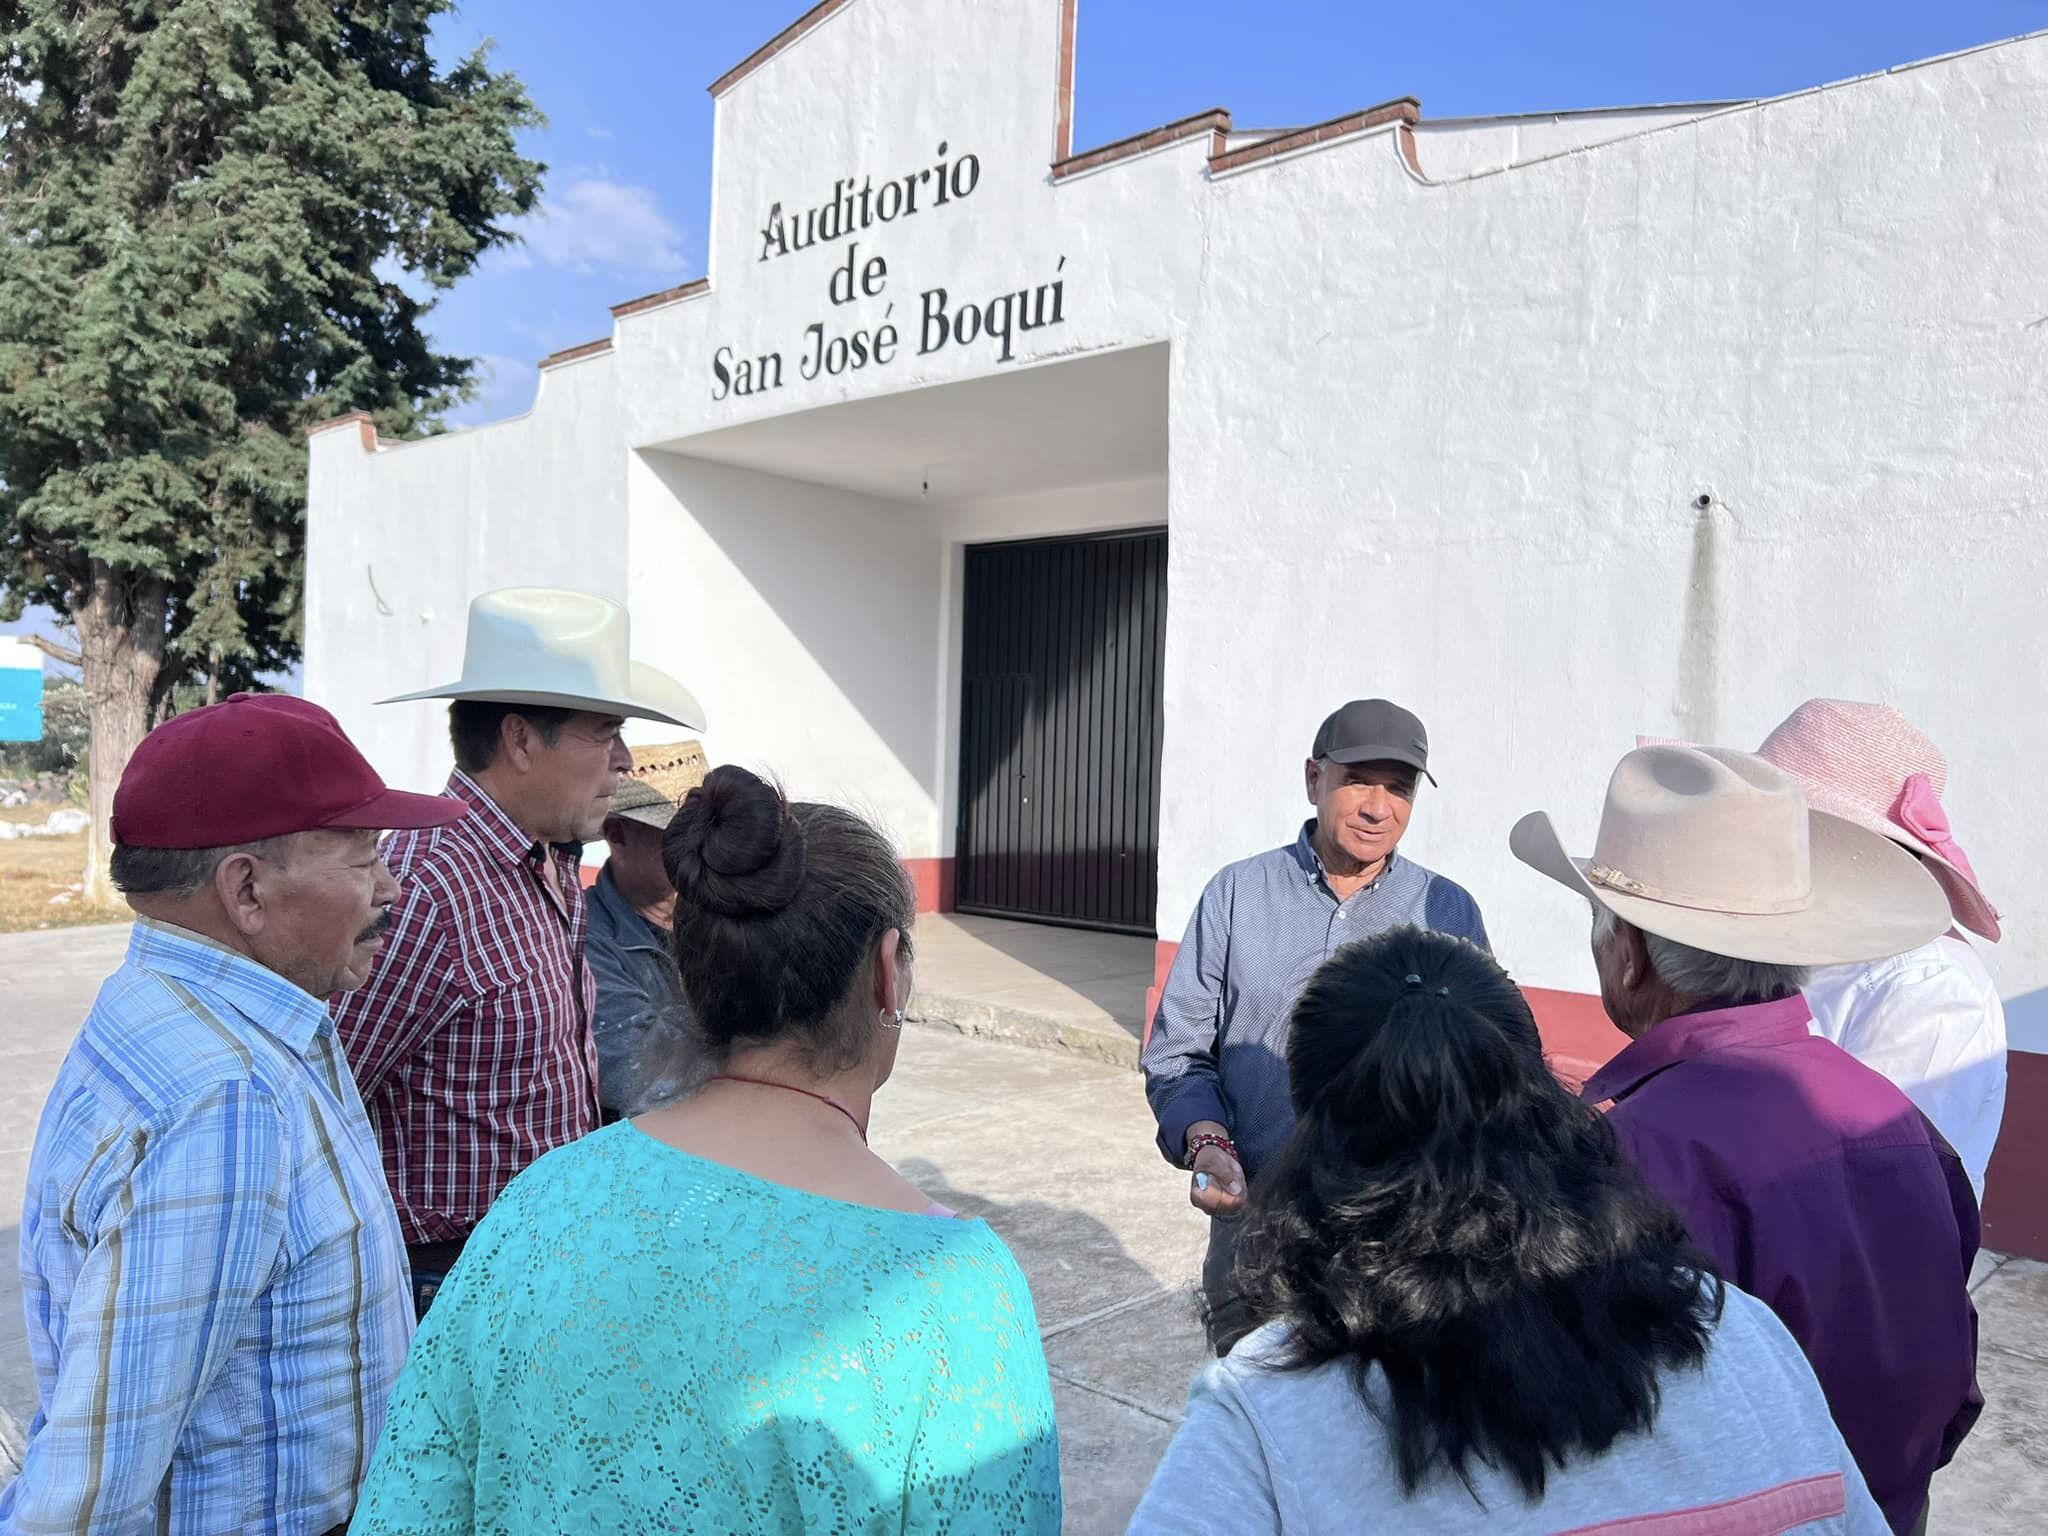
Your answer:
607;740;708;832
1750;701;1998;942
1512;745;1950;966
381;588;706;729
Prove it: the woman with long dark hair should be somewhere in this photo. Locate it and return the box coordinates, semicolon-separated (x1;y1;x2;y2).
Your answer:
1129;927;1881;1533
354;767;1060;1532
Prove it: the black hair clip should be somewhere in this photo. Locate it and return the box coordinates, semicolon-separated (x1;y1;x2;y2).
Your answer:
1404;974;1424;987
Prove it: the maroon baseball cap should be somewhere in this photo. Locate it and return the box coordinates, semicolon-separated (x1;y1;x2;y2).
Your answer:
111;692;467;849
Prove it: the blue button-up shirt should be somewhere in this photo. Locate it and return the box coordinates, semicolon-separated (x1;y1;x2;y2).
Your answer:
3;920;413;1534
1143;822;1489;1175
585;865;702;1117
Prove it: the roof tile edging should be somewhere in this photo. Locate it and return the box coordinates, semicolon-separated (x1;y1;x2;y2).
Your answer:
305;410;378;451
1209;97;1421;176
1397;122;1429;182
709;0;856;98
1399;32;2048;191
1053;0;1078;164
710;0;1088;167
538;337;615;370
611;277;711;321
1051;107;1231;182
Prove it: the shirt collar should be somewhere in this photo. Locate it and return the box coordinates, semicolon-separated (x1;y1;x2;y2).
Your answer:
1290;819;1398;894
591;865;668;950
447;769;568;870
1582;993;1815;1105
127;917;332;1056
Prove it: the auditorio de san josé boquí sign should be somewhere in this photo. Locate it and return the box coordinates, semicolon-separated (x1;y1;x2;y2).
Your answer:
711;142;1070;398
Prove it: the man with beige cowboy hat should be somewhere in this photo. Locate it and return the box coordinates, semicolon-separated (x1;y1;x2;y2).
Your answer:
1647;701;2006;1198
333;588;705;1316
1513;745;1980;1536
588;738;710;1119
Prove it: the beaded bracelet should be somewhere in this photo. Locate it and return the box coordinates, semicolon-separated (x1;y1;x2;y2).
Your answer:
1185;1131;1240;1170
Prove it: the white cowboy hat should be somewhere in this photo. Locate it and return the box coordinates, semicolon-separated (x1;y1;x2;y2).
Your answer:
379;588;707;729
1511;745;1949;966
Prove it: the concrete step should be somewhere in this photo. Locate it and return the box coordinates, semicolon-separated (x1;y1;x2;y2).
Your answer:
907;913;1154;1070
908;991;1141;1069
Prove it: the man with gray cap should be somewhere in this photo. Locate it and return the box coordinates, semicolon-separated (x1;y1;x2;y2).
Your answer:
1143;699;1488;1347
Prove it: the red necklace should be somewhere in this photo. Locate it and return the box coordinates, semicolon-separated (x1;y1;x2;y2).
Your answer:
709;1074;868;1144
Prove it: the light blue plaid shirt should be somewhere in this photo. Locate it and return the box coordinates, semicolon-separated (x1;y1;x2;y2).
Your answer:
1;920;413;1534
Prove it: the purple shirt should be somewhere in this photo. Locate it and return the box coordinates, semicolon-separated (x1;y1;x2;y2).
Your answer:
1584;995;1981;1536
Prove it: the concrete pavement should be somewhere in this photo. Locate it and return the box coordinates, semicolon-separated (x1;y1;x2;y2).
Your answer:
0;923;2041;1530
0;922;1212;1530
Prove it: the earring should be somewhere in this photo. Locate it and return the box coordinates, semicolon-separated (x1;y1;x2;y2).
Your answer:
880;1008;904;1030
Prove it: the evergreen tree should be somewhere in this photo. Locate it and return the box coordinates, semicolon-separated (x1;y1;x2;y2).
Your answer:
0;1;541;897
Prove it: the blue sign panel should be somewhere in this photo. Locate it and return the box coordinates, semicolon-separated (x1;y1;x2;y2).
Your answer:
0;664;44;743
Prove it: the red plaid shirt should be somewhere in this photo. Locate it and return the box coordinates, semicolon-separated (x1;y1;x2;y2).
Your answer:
333;771;601;1245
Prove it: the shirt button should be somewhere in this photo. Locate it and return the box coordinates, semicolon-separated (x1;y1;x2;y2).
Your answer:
1336;910;1348;920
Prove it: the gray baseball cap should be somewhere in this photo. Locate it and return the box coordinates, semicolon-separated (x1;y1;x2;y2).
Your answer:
1311;699;1437;786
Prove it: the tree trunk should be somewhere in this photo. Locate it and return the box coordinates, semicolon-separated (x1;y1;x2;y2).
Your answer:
75;563;168;907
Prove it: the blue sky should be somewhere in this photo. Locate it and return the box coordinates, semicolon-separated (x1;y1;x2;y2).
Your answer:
9;0;2048;656
427;0;2048;426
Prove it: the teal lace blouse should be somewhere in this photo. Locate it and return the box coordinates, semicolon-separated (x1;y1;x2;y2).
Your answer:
351;1121;1062;1533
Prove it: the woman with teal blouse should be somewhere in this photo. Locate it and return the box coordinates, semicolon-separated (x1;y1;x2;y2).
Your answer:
351;768;1061;1533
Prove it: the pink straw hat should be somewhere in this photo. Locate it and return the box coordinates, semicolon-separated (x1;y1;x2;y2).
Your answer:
1643;700;1998;942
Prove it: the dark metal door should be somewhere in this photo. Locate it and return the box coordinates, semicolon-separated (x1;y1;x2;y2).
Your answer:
956;529;1166;935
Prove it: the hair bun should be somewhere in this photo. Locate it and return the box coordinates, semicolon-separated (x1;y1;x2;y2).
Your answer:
663;765;807;918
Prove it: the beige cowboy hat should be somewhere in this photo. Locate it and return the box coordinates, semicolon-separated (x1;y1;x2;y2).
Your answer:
1642;700;1999;942
1511;745;1949;966
380;588;706;729
608;740;709;832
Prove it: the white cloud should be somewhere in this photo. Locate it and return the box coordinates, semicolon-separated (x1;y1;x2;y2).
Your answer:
446;354;539;430
509;177;685;277
585;125;615;141
371;251;436;301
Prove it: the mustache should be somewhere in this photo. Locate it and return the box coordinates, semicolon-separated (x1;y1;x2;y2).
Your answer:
356;911;394;945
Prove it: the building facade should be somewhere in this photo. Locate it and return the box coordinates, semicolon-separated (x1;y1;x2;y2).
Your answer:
306;0;2048;1242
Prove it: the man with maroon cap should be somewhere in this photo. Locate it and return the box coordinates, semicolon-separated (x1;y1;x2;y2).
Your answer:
2;693;465;1535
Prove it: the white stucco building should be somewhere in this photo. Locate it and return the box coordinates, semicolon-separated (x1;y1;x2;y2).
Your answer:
306;0;2048;1223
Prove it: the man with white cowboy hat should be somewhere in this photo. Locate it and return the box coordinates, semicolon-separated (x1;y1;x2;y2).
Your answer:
1691;701;2005;1199
1513;745;1980;1536
587;739;709;1119
333;588;705;1316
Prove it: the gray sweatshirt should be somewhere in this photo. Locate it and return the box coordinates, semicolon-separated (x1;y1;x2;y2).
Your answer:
1127;1285;1886;1535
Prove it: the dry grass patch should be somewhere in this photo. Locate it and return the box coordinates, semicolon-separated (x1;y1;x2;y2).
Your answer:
0;808;123;932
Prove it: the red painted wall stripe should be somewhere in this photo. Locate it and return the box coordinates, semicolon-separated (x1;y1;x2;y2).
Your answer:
1983;1048;2048;1259
1141;938;2048;1260
904;857;956;915
584;855;954;913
